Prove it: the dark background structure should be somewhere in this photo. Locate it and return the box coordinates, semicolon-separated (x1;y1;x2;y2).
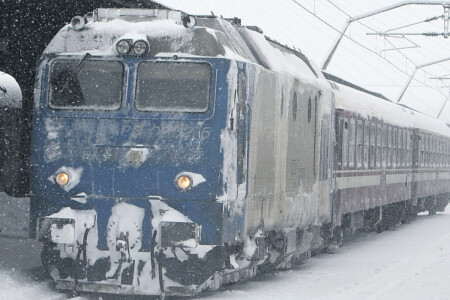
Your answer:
1;0;167;110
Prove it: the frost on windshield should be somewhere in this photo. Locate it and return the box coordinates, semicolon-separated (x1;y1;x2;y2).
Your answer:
136;61;212;113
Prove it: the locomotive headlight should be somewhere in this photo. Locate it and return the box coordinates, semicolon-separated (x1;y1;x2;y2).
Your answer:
133;40;149;55
55;172;70;186
116;39;132;55
177;175;192;190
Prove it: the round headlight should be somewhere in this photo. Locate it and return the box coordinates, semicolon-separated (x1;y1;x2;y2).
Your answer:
133;40;149;55
55;172;70;186
116;40;132;55
177;175;192;190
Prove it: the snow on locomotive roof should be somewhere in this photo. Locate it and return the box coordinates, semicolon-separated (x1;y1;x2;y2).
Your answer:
334;81;450;138
43;8;325;85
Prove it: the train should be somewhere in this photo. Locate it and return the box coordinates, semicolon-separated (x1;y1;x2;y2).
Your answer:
27;8;450;297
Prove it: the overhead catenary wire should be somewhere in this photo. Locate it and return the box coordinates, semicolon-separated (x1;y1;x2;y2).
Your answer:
293;0;449;104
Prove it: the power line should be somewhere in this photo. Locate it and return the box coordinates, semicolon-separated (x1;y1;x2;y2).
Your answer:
293;0;447;98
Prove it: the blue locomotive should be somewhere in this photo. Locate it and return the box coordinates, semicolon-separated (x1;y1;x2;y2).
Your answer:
29;8;450;297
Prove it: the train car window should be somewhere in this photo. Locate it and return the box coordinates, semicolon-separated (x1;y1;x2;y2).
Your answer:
370;123;376;168
434;137;437;166
136;62;211;113
406;131;410;167
433;136;436;167
293;93;298;120
435;137;438;167
349;119;356;168
442;139;445;167
382;125;387;167
364;123;369;168
424;135;427;167
357;120;363;168
444;140;447;167
392;128;397;167
419;134;423;167
438;138;442;167
342;119;348;168
432;136;435;166
49;59;123;110
397;129;403;167
422;135;426;167
376;124;382;168
320;117;330;180
446;140;449;167
387;126;392;168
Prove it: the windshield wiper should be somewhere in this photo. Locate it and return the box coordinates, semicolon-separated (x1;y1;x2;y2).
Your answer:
75;52;91;74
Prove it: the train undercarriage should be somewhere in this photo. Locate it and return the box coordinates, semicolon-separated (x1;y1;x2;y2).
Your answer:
37;193;448;297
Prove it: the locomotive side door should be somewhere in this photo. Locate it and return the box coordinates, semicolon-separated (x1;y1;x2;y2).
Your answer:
411;129;420;206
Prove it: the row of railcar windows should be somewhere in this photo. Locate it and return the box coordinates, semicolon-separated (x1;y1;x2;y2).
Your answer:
340;117;412;170
418;133;450;168
340;117;450;170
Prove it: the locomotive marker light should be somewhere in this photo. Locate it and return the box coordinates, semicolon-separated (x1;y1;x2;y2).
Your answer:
55;172;70;186
177;175;192;190
133;40;150;55
116;39;132;55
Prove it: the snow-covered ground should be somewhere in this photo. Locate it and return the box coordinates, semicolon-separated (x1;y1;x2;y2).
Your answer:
1;191;450;299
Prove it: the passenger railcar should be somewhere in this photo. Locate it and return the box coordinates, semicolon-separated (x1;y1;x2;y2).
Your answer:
29;8;450;297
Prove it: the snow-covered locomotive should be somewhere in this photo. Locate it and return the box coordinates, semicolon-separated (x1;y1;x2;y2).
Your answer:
29;8;450;297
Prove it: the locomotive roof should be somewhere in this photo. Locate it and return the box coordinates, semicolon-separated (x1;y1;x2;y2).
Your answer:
334;81;450;138
43;8;326;85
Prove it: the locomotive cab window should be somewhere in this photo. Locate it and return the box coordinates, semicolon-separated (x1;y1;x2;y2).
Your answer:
136;62;212;113
49;59;124;110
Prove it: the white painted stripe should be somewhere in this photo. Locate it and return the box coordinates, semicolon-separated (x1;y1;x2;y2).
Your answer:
438;172;450;180
415;173;436;182
386;174;408;185
336;175;380;190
